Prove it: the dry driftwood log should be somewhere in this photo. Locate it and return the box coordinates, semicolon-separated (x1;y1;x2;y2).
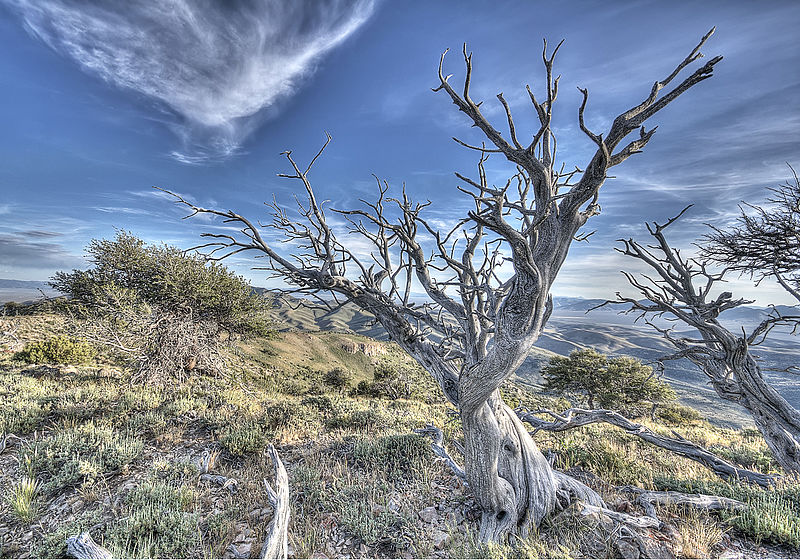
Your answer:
65;532;112;560
260;444;290;560
518;407;777;487
165;29;721;542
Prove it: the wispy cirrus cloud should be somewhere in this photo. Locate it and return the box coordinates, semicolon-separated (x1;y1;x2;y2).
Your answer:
5;0;375;162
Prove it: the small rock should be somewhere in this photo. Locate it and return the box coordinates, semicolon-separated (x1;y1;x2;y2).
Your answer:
419;506;438;523
616;538;640;559
432;530;450;550
235;543;252;557
71;499;84;514
388;498;400;512
233;532;248;544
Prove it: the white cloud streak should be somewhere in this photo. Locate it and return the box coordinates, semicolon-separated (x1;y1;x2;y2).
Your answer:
6;0;375;162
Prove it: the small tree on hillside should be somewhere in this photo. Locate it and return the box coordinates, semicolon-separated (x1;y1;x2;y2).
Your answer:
51;231;273;383
164;31;721;542
542;349;676;414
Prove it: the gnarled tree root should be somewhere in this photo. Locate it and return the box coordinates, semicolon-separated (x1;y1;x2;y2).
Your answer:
518;407;777;487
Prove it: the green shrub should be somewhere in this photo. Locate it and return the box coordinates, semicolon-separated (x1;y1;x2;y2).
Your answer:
302;395;335;414
49;231;275;384
106;478;199;558
219;419;267;456
324;367;352;389
350;362;424;400
350;434;431;478
542;349;675;412
327;408;387;431
331;482;417;552
15;336;96;365
657;402;703;426
555;435;649;485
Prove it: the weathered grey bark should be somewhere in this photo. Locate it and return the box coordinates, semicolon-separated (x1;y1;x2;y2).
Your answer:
414;424;467;481
610;210;800;474
65;532;112;560
617;486;746;520
260;445;290;560
518;407;778;487
165;31;721;542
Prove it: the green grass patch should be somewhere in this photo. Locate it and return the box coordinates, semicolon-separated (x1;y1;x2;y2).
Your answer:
106;477;200;558
15;335;96;365
25;421;143;494
349;434;432;479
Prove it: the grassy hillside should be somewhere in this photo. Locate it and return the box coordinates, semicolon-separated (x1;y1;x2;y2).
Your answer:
1;314;799;558
270;295;800;428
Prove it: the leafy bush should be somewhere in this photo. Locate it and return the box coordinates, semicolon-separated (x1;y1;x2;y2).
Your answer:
542;349;676;413
50;231;274;384
15;335;96;365
350;434;432;477
219;401;309;455
219;419;267;456
106;477;199;558
52;231;272;335
351;362;423;400
324;367;352;389
657;402;703;426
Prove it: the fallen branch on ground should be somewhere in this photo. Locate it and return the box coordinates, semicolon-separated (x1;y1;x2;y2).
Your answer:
617;486;747;520
518;407;777;487
259;444;290;560
65;532;111;559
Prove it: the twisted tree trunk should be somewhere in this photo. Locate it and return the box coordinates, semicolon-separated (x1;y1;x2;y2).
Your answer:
724;346;800;473
462;391;604;541
614;215;800;475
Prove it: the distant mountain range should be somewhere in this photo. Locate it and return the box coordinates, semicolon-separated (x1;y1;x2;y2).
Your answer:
269;292;799;428
4;278;797;427
0;278;57;303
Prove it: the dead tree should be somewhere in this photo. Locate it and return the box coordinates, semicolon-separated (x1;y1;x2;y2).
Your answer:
702;168;800;303
164;31;721;542
608;208;800;474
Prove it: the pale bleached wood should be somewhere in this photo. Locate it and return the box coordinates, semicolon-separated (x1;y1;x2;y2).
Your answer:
259;445;290;560
65;532;112;560
518;407;777;487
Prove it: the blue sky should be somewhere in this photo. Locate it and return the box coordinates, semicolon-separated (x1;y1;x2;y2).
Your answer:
0;1;798;305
